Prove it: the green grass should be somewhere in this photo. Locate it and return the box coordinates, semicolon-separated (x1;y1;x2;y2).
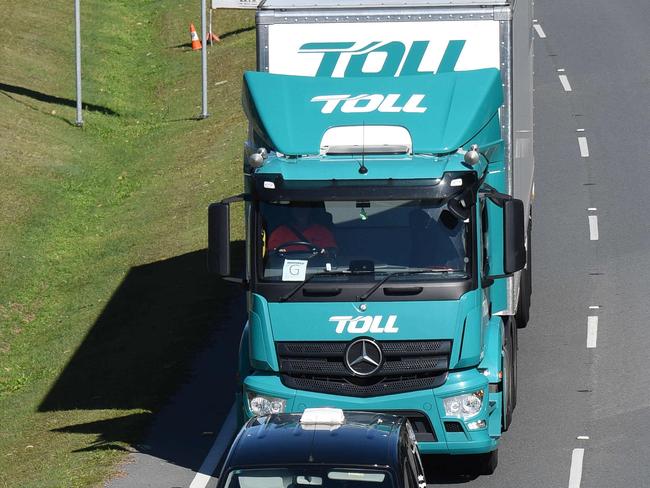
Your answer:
0;1;254;486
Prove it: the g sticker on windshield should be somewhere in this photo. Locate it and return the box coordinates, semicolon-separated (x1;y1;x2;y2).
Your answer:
282;259;308;281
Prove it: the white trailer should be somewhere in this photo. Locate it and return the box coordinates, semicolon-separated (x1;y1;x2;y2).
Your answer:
253;0;534;316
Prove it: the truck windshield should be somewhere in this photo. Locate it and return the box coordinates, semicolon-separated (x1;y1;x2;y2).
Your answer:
222;467;394;488
258;199;470;282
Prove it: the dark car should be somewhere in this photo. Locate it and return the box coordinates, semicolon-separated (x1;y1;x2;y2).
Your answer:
217;408;427;488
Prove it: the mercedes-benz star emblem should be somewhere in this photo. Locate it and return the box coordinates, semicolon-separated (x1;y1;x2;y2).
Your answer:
345;338;383;377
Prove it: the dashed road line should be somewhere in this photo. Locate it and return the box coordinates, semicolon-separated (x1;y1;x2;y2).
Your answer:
587;316;598;348
189;403;238;488
559;74;573;92
589;305;600;310
568;448;585;488
588;215;599;240
578;136;590;157
577;436;590;440
533;23;547;39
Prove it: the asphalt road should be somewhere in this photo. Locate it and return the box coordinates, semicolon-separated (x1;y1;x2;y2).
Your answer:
106;0;650;486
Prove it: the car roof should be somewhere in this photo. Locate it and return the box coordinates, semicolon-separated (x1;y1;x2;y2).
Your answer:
226;411;404;469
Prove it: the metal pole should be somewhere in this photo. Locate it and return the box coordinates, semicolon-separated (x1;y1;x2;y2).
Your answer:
74;0;83;126
200;0;209;119
209;7;213;46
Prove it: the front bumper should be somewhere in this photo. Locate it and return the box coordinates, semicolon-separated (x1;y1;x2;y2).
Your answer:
243;368;500;455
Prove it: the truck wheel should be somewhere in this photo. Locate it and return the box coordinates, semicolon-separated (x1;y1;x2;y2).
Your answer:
516;219;532;328
502;319;514;432
475;450;498;475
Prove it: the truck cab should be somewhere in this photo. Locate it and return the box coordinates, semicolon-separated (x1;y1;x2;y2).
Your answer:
209;68;526;471
217;408;427;488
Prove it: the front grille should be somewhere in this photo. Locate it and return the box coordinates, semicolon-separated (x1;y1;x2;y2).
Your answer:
277;340;451;397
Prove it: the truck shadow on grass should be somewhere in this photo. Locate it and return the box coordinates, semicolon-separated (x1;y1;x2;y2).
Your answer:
39;246;246;467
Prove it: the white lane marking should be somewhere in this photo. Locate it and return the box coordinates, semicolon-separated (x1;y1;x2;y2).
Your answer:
559;74;573;92
533;24;547;39
568;448;585;488
576;128;585;132
578;137;590;157
587;316;598;348
577;436;590;440
587;207;597;211
189;403;238;488
557;68;566;72
589;305;600;310
588;215;599;241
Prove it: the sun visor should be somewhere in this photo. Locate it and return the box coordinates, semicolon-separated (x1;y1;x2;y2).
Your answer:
242;69;503;156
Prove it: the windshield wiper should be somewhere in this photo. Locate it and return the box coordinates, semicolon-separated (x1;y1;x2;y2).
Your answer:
279;270;360;302
358;268;456;301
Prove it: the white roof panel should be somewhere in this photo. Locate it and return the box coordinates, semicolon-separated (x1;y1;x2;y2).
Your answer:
260;0;510;9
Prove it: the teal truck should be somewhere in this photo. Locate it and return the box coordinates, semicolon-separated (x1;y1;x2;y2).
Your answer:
208;0;534;473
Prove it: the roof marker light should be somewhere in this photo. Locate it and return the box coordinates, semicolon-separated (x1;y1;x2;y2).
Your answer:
300;408;345;425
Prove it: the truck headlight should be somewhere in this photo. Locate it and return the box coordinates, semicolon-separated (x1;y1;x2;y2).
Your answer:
247;392;286;416
443;390;484;419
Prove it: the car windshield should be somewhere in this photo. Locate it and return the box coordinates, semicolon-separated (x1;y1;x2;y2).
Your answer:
258;199;470;282
222;467;394;488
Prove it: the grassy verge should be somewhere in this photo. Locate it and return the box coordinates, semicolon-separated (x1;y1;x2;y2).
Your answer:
0;1;253;486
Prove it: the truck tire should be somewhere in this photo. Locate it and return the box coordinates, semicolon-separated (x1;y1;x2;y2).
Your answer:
475;450;498;475
516;218;532;328
502;319;514;432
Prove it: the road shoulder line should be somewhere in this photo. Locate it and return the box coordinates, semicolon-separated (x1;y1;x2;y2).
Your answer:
189;402;238;488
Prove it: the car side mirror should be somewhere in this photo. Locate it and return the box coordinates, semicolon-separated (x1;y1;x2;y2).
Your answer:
503;199;526;274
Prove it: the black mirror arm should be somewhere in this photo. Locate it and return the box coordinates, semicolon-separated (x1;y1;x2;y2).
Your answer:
481;275;495;288
221;193;248;204
484;272;513;281
224;276;249;289
479;184;512;207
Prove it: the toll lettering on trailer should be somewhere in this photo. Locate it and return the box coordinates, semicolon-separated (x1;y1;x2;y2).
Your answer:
299;40;467;77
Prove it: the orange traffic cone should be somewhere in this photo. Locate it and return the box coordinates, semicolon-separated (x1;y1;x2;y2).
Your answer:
190;23;202;50
207;32;221;43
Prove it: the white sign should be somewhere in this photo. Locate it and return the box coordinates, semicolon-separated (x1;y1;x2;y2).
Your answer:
282;259;308;281
267;21;500;77
212;0;259;9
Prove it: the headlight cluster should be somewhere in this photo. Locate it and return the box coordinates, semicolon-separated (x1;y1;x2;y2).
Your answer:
442;390;484;419
247;392;286;416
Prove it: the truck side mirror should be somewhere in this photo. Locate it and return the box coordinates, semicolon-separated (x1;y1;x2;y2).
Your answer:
208;202;231;276
503;199;526;274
